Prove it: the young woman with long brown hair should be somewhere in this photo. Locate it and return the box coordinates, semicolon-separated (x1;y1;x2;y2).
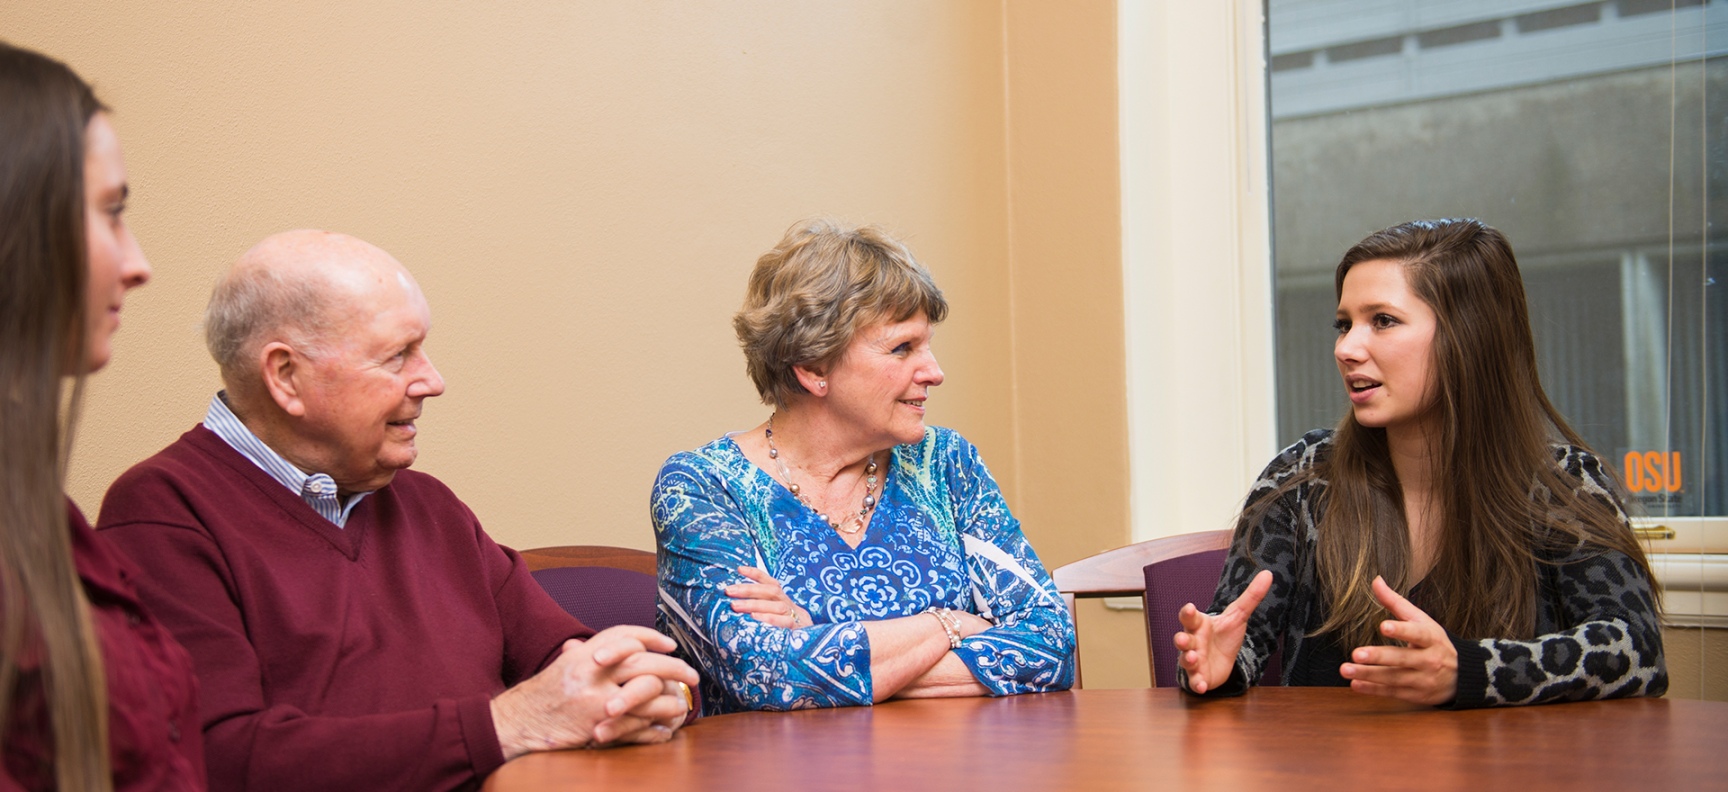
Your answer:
0;42;205;788
1174;219;1666;707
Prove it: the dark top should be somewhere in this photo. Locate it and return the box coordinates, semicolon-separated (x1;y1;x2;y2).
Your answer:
97;426;592;791
2;503;206;791
1181;429;1667;708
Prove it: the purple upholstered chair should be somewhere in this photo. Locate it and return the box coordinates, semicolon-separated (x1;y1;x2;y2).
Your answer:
1142;538;1281;689
1055;532;1232;687
520;545;659;632
1055;531;1280;688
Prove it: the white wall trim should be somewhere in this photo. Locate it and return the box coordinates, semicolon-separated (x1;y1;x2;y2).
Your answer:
1652;553;1728;628
1119;0;1278;541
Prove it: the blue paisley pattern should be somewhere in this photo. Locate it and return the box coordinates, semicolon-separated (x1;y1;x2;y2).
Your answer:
652;426;1075;714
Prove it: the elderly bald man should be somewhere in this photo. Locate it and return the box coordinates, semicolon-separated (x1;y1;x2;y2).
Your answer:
98;230;698;791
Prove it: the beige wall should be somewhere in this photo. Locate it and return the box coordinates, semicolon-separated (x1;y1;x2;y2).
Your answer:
1000;2;1141;689
12;2;1145;685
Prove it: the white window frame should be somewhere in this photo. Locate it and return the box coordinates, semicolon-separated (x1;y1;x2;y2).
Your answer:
1119;0;1277;543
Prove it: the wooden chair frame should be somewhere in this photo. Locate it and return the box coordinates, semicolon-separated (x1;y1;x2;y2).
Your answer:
518;545;656;576
1051;530;1231;687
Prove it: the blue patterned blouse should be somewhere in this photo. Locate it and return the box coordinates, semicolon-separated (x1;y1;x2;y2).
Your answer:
652;426;1075;714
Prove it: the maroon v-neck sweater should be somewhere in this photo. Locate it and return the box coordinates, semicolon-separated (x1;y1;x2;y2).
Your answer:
97;426;592;791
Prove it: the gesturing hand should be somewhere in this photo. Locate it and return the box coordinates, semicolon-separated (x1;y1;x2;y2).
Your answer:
1172;569;1272;695
1339;576;1458;706
726;566;813;629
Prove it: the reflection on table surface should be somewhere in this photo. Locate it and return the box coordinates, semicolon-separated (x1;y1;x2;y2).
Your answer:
484;687;1728;791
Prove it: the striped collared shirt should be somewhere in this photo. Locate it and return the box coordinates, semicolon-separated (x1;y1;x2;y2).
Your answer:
202;392;372;528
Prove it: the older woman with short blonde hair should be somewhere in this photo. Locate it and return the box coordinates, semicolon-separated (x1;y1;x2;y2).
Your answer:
653;219;1075;714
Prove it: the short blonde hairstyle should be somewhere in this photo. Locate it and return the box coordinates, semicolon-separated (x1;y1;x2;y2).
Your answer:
734;219;948;407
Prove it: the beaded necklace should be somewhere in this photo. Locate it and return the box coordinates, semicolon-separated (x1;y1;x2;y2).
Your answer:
764;414;878;535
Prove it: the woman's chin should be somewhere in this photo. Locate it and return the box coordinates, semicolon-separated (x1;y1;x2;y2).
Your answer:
1350;407;1386;429
893;423;927;446
70;345;112;376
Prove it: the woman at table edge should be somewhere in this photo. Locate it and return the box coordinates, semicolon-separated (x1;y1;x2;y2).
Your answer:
1175;218;1666;708
0;42;206;788
652;219;1075;714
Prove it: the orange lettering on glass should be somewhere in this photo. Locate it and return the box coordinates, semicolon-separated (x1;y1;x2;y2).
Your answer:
1623;451;1683;493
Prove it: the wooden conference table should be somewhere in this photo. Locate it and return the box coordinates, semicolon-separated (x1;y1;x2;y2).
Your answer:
483;687;1728;790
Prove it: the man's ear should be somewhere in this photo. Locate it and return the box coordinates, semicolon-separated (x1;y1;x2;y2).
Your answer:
792;364;827;399
260;342;308;418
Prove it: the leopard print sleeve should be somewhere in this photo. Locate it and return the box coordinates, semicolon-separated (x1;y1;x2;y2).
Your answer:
1447;447;1668;708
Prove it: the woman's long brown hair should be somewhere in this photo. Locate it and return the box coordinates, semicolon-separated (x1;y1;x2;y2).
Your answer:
0;41;113;790
1305;219;1652;649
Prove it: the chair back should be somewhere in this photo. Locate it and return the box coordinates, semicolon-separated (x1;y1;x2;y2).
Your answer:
1142;542;1282;689
1053;530;1233;687
519;545;655;575
519;545;658;632
531;565;658;632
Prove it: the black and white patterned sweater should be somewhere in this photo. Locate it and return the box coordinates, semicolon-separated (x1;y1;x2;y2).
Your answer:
1183;429;1667;708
